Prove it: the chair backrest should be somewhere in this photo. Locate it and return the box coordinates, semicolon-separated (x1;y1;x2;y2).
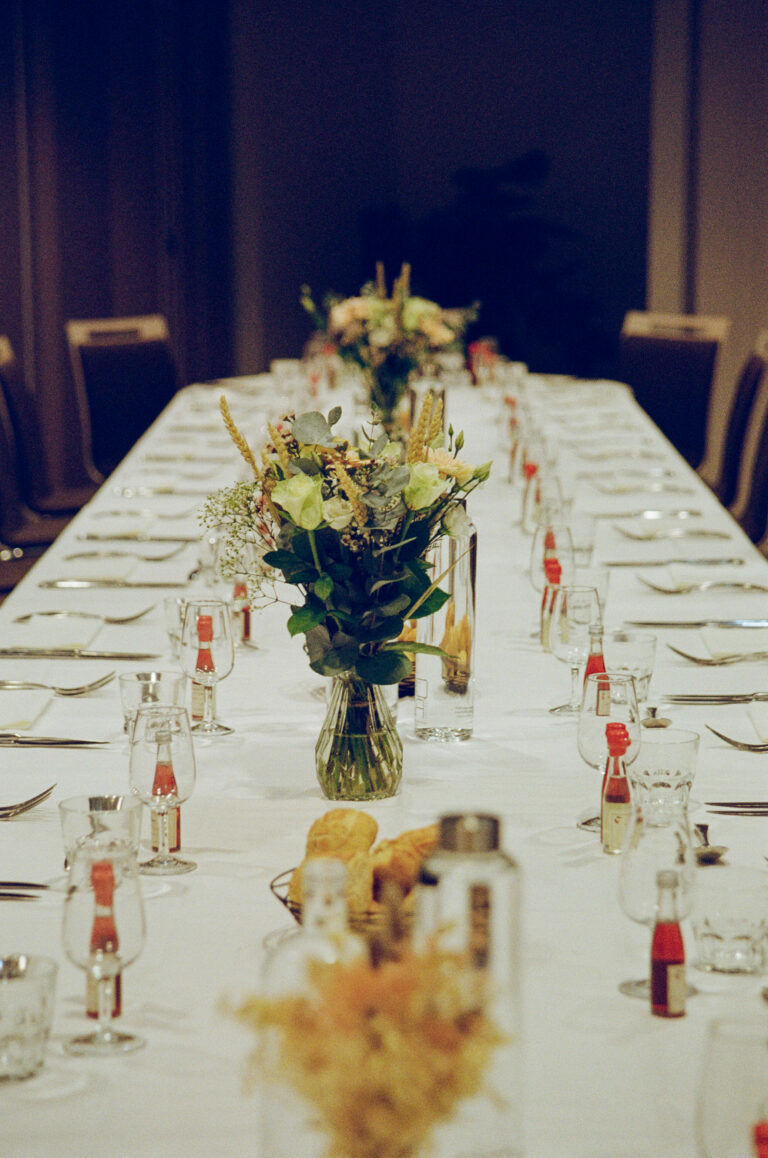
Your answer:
619;311;730;468
0;335;48;504
713;329;768;508
65;314;178;478
0;374;32;542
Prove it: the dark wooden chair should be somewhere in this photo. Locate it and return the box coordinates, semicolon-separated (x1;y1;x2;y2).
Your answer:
0;386;71;549
65;314;178;478
619;311;730;469
735;385;768;547
709;330;768;509
0;335;99;515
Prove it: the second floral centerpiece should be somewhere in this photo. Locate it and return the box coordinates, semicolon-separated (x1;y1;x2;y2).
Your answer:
205;392;489;801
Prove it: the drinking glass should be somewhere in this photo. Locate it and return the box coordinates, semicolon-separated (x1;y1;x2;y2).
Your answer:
529;522;575;593
62;841;145;1055
602;630;657;705
617;800;696;998
548;585;602;714
696;1018;768;1157
59;794;143;871
0;956;58;1079
129;704;197;875
521;470;565;534
180;598;235;735
627;728;699;808
569;514;596;566
118;669;187;733
164;595;187;659
578;672;642;773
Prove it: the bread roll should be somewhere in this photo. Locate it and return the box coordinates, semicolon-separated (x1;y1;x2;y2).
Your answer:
306;808;378;858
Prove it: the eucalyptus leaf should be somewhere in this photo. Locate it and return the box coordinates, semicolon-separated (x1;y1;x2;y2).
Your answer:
293;412;332;445
296;457;320;476
328;405;342;427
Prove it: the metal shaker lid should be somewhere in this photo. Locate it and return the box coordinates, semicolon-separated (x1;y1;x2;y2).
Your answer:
439;814;500;852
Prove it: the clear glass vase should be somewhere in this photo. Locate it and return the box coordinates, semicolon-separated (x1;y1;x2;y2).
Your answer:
315;674;403;800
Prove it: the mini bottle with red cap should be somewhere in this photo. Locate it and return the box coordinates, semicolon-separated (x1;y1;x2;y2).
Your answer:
191;612;216;721
601;721;632;854
86;860;121;1019
151;725;180;855
540;557;561;649
650;868;686;1017
754;1119;768;1156
232;581;251;645
583;624;606;686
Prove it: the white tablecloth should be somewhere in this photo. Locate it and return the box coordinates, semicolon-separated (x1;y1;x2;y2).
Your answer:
2;377;768;1157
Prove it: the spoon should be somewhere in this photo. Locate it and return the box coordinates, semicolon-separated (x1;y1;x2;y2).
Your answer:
642;706;672;728
694;823;728;865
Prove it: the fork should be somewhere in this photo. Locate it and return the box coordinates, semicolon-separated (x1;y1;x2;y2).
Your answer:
13;606;155;625
63;544;187;562
638;576;768;594
705;725;768;751
666;644;768;666
0;672;115;696
0;785;56;820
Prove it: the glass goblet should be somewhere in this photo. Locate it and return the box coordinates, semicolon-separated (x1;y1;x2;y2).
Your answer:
529;521;575;593
696;1018;768;1158
129;704;197;875
180;598;235;735
577;671;641;830
548;585;602;715
617;800;696;999
62;841;145;1055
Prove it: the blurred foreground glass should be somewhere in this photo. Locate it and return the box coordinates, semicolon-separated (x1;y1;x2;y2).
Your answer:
0;956;58;1079
548;585;602;714
697;1019;768;1157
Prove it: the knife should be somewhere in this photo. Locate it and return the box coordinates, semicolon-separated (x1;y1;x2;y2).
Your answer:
605;557;745;568
705;808;768;816
0;733;110;747
0;647;161;659
706;802;768;808
39;579;184;590
593;509;702;520
0;881;49;890
0;892;39;901
78;533;199;543
627;618;768;628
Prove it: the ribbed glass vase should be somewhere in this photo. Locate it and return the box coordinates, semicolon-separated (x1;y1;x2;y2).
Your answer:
315;674;403;800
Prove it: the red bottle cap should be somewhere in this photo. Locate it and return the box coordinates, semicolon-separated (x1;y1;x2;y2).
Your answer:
91;861;115;907
754;1122;768;1153
606;721;630;756
544;528;556;551
544;558;562;584
523;461;537;479
197;614;213;643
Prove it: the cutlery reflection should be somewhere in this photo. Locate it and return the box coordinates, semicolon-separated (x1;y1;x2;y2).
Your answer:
40;579;183;590
705;726;768;751
667;644;768;665
638;576;766;593
614;526;729;541
0;733;109;747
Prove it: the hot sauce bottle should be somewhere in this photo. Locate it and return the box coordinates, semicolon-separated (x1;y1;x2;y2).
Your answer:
600;721;632;855
86;860;121;1019
151;725;180;854
650;868;686;1018
191;612;216;721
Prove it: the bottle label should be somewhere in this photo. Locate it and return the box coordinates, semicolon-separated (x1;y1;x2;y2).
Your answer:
665;963;686;1015
191;680;216;721
601;799;631;853
595;677;611;716
151;805;181;852
86;967;122;1019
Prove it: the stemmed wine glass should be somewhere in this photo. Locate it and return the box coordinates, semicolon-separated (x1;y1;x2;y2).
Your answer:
548;585;602;714
577;671;641;830
62;841;145;1055
696;1018;768;1157
617;800;696;999
129;704;197;875
180;598;235;734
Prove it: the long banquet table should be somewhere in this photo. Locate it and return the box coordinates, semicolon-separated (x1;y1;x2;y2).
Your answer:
3;373;768;1157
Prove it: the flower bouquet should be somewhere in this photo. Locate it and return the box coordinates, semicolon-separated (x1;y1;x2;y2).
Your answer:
204;392;489;800
301;263;476;434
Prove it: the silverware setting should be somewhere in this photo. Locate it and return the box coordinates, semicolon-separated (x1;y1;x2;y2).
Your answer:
0;672;115;696
638;576;768;594
112;486;210;498
575;450;665;462
39;579;183;590
92;507;199;519
0;647;160;659
577;468;676;480
13;606;156;625
662;691;768;704
666;644;768;666
0;785;56;818
593;509;702;520
78;532;198;543
693;824;728;864
0;733;109;748
705;725;768;751
64;545;188;562
628;616;768;628
609;559;746;570
593;483;695;496
143;454;230;464
614;527;729;541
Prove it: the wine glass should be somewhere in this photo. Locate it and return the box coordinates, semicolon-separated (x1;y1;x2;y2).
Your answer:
577;671;641;830
180;598;235;734
129;704;197;875
548;585;602;714
617;800;696;998
62;841;146;1055
529;521;575;593
696;1018;768;1157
